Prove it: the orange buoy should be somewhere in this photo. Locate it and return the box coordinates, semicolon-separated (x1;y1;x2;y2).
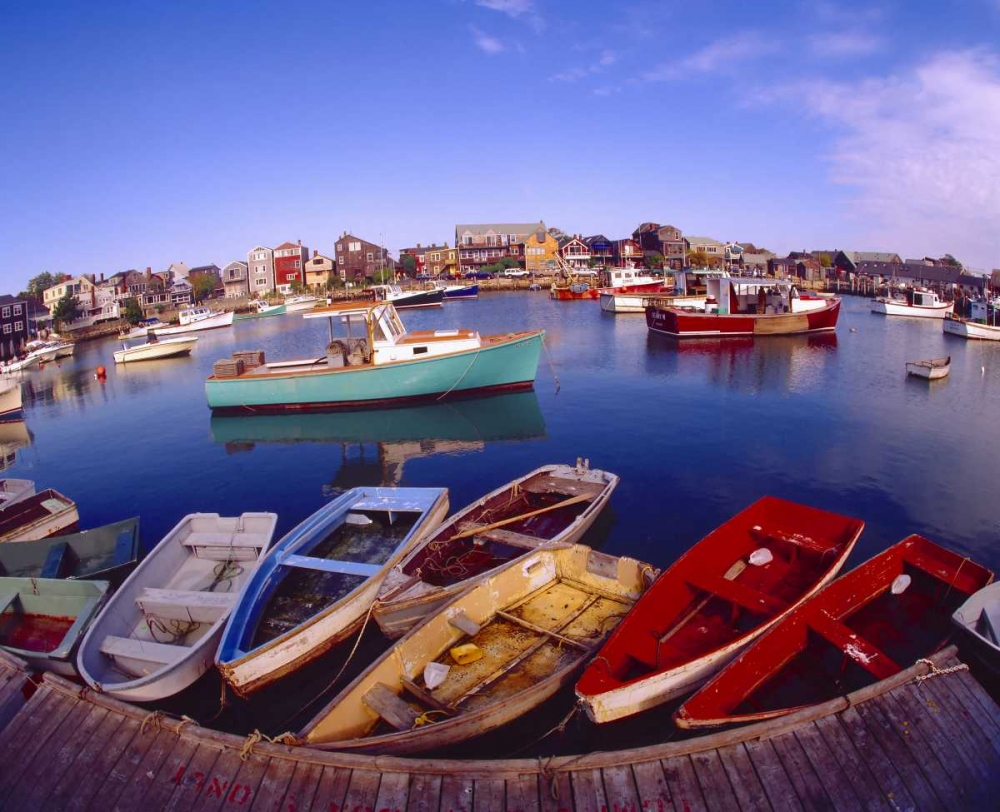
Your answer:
96;365;107;378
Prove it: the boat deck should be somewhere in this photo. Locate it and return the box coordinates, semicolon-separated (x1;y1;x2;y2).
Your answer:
0;646;997;809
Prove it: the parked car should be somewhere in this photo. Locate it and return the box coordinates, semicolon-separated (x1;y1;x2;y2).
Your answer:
503;269;530;278
465;271;493;280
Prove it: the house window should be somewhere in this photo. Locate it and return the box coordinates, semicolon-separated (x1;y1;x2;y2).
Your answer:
14;321;23;332
255;278;267;287
349;242;361;252
294;260;301;268
339;257;345;264
2;325;9;334
1;307;8;318
366;253;373;261
13;305;21;316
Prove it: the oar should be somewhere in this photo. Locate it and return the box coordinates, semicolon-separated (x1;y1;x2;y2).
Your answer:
656;559;748;646
447;493;593;542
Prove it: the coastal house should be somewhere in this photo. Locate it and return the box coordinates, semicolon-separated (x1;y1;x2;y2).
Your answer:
795;258;823;283
425;245;458;278
170;278;193;306
768;257;796;279
247;246;275;294
454;222;538;273
740;253;770;273
399;245;429;275
524;228;560;274
165;261;190;280
845;251;902;270
558;235;592;269
222;262;249;298
0;295;29;360
856;261;987;297
583;235;615;267
334;232;391;279
657;225;685;270
725;243;744;264
631;222;662;257
685;237;726;265
305;251;336;290
613;238;644;267
274;241;308;294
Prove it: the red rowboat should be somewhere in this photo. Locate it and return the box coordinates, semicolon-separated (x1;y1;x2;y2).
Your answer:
575;496;864;723
674;535;994;729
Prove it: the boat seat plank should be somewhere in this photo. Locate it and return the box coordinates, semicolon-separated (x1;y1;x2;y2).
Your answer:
457;523;545;549
901;549;986;595
448;611;482;637
135;588;236;623
40;542;70;579
807;612;901;681
749;526;836;556
99;635;190;668
362;683;420;731
401;677;457;715
282;555;381;578
519;477;605;499
181;531;269;548
685;572;787;616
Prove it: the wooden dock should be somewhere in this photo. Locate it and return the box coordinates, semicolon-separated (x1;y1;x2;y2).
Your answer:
0;646;997;810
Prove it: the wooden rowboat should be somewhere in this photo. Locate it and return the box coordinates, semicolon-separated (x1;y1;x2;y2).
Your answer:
952;581;1000;674
0;489;79;543
0;576;109;675
299;544;656;754
0;517;141;587
906;355;950;379
0;479;34;511
217;487;449;697
674;535;993;729
373;461;618;639
575;496;864;723
76;512;278;701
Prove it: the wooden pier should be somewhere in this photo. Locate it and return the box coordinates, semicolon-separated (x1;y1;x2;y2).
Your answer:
0;646;997;811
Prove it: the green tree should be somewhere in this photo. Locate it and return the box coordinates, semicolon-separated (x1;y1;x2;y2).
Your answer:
818;253;832;268
400;254;417;275
189;274;215;302
688;249;710;268
288;279;304;295
52;289;82;329
122;297;143;325
499;257;522;269
645;253;665;270
940;254;962;269
373;267;394;284
19;272;68;299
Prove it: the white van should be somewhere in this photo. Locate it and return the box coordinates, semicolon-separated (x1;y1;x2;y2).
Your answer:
503;269;530;278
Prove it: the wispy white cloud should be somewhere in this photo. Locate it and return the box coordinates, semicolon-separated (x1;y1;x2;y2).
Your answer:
599;49;616;66
593;85;622;96
549;50;618;82
470;25;505;55
475;0;545;33
809;31;883;57
642;34;779;81
758;50;1000;267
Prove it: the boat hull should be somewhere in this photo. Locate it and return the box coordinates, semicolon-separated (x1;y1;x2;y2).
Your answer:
236;304;286;320
284;297;319;312
0;489;79;542
206;330;544;413
646;300;841;338
154;310;234;336
906;360;949;380
113;337;198;364
600;290;704;314
388;290;444;309
943;317;1000;341
953;582;1000;674
442;284;478;299
0;383;23;421
871;299;953;318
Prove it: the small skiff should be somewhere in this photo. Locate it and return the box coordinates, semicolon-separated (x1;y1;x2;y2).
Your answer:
674;535;993;729
905;356;950;380
0;517;141;587
0;576;109;675
76;512;278;701
113;336;199;364
373;461;618;639
216;487;449;697
576;496;864;723
299;544;656;754
0;479;34;511
0;489;79;543
952;581;1000;674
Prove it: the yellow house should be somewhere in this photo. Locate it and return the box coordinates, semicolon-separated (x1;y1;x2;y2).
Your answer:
523;226;560;273
426;244;459;278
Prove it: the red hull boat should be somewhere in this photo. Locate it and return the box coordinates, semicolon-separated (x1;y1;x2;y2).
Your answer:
647;298;841;337
674;535;994;729
575;497;864;723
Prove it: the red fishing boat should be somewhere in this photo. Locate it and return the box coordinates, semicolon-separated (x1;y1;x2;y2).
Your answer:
674;535;993;729
646;277;840;337
575;496;864;723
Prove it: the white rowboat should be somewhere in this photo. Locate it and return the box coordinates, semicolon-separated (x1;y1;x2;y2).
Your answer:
906;356;950;380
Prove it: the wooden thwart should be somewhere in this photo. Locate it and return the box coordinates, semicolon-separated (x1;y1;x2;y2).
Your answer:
362;683;420;731
447;494;592;543
657;561;746;645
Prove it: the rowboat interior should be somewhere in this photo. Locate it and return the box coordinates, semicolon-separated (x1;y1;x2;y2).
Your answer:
301;546;651;752
0;578;107;662
0;489;78;542
578;498;864;698
676;535;994;728
244;508;422;650
81;515;274;685
397;468;610;590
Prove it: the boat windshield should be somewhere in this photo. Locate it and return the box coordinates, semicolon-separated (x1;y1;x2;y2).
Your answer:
371;306;405;344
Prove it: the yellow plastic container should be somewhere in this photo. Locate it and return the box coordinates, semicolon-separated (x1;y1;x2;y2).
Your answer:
450;643;483;665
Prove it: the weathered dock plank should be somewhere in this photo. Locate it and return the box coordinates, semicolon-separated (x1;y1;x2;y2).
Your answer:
473;777;505;812
160;742;224;811
505;773;540;812
630;760;672;812
660;756;706;812
715;742;772;812
304;766;352;812
249;755;299;811
689;750;741;812
275;761;325;812
600;764;641;812
569;767;607;812
377;770;412;812
743;737;810;812
341;768;382;812
406;772;443;812
439;774;474;812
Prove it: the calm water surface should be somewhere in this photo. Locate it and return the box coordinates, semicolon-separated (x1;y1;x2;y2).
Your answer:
5;292;999;753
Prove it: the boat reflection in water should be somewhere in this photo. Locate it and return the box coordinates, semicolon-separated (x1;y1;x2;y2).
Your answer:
646;332;838;394
0;420;31;472
210;391;547;486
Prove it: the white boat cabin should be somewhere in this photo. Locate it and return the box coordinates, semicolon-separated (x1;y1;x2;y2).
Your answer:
304;303;481;367
178;307;215;326
604;268;659;288
700;277;827;315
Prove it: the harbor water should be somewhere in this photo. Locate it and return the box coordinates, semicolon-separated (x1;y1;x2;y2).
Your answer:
4;292;999;754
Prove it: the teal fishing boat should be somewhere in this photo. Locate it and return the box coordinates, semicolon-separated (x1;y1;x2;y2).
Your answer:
235;300;286;320
206;302;544;413
0;576;109;675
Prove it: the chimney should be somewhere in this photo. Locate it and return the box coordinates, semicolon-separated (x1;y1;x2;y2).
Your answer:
100;273;104;282
313;249;318;258
417;243;422;249
297;239;301;246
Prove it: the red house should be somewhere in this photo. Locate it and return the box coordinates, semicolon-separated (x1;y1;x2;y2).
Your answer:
273;240;309;293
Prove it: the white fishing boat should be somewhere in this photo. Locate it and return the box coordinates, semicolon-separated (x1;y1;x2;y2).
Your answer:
374;461;619;639
76;511;278;701
0;380;23;421
906;356;950;380
371;285;443;309
299;545;654;754
943;302;1000;341
153;307;235;336
952;582;1000;674
113;335;199;364
0;356;39;375
236;300;286;319
872;288;953;318
0;479;34;510
119;319;171;341
283;294;320;313
23;343;59;365
26;338;74;361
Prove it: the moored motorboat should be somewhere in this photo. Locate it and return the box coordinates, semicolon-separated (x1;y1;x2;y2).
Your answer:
0;380;23;422
76;511;277;701
374;461;619;639
206;302;544;413
952;582;1000;673
372;285;444;309
905;356;950;380
0;479;34;510
236;300;287;319
283;294;320;312
118;319;171;340
0;355;40;375
434;281;479;299
601;269;720;314
0;576;109;675
943;303;1000;341
0;489;79;542
871;288;953;319
153;307;235;336
575;496;864;723
216;487;449;696
299;544;655;754
646;278;841;338
674;535;993;729
0;517;140;587
113;335;199;364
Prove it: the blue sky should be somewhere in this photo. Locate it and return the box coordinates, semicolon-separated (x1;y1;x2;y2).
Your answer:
2;0;999;291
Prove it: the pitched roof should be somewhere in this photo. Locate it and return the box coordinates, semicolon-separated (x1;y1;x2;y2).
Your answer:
0;294;26;306
686;236;725;247
455;222;541;237
273;241;300;250
741;253;770;266
632;222;661;234
855;261;987;288
848;251;900;263
222;261;248;269
188;264;220;274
